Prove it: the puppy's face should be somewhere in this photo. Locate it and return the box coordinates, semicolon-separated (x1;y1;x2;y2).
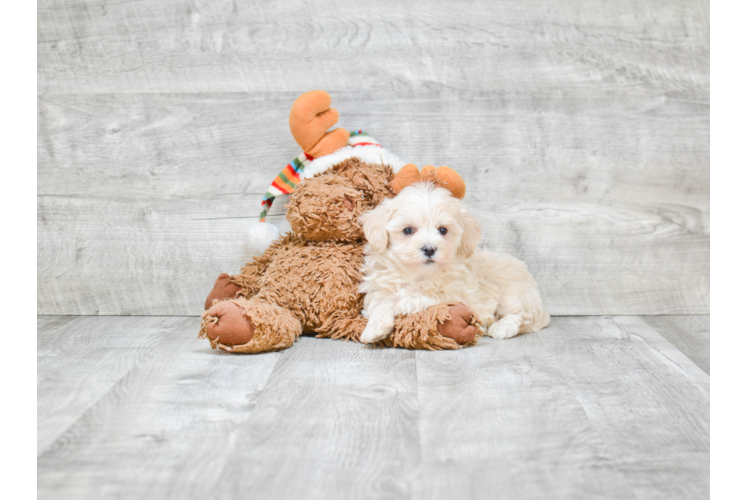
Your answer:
359;182;481;274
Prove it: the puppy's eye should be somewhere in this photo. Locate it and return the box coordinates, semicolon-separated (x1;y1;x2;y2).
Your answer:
403;227;414;235
439;227;448;235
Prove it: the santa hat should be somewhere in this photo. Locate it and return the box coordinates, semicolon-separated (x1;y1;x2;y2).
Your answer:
245;130;406;255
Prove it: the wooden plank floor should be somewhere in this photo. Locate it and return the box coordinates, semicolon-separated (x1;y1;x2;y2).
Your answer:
37;315;709;500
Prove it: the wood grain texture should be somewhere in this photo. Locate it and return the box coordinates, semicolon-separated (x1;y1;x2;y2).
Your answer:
37;90;708;315
209;337;421;500
546;316;709;499
37;0;708;94
38;315;283;499
415;323;634;499
37;315;709;499
37;315;189;454
709;376;721;500
640;315;710;374
416;315;708;499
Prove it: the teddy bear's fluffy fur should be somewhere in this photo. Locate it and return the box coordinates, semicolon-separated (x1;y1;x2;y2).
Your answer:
200;157;480;353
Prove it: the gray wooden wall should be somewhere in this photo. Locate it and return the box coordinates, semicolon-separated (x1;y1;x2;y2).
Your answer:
37;0;709;316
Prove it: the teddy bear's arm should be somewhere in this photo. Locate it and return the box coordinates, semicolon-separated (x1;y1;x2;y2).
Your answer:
230;234;292;298
377;302;480;350
315;310;369;342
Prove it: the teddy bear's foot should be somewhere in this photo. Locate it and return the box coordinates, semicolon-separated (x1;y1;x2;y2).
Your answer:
202;301;255;345
381;302;480;350
200;298;302;354
437;303;479;345
204;273;243;310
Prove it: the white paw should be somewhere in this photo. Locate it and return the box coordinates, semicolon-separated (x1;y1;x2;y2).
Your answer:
394;294;439;315
488;315;522;340
360;323;392;344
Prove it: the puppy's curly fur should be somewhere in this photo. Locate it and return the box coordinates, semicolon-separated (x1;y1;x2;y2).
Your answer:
358;182;550;344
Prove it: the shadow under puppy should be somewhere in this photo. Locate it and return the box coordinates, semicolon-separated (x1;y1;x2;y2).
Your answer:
358;166;550;344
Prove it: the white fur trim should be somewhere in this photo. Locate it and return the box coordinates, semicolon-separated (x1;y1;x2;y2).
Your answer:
301;145;407;180
245;221;280;256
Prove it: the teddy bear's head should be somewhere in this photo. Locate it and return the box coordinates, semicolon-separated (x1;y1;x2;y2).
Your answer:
286;157;394;242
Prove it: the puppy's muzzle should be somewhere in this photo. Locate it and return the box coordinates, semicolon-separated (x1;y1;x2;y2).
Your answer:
421;245;437;258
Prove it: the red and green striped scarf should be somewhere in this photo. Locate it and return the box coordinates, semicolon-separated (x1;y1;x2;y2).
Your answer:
259;130;380;221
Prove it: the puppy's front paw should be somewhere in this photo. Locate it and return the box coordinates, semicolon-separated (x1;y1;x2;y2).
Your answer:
360;323;392;344
488;314;523;340
395;295;439;315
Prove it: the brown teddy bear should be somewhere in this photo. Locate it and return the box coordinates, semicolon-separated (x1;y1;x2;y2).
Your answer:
199;91;480;353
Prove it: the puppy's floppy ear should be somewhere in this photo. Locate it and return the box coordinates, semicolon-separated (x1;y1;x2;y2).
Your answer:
457;210;481;258
359;201;392;253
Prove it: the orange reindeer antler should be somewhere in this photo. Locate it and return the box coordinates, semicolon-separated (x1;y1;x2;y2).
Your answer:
288;90;350;158
392;164;466;199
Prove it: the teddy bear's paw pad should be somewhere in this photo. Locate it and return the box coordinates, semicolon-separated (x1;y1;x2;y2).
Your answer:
204;273;243;310
438;303;478;345
204;301;255;346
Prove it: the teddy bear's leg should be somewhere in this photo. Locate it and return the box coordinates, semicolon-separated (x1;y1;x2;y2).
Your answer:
204;236;289;310
379;302;480;350
200;297;302;354
315;310;369;342
204;273;243;310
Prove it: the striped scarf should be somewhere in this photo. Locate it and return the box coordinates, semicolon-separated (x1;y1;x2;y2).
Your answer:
259;130;381;221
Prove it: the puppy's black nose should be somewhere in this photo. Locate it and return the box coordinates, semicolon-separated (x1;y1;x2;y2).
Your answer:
422;245;436;257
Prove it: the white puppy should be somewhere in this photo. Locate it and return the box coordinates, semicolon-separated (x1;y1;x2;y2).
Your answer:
358;182;550;344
